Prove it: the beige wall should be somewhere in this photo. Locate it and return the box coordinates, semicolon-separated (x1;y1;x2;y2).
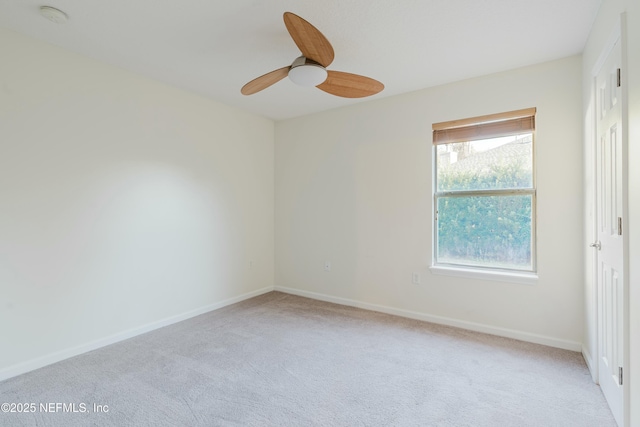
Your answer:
0;29;274;377
275;56;584;349
582;0;640;424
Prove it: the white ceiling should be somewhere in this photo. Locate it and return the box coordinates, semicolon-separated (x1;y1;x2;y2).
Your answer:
0;0;601;121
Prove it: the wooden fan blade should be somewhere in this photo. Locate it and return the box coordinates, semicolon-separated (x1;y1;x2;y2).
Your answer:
241;66;290;95
316;71;384;98
283;12;335;68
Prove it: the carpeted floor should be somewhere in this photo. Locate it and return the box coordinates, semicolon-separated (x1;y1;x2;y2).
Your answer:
0;291;615;426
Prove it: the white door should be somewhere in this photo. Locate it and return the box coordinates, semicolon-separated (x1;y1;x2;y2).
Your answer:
594;38;624;427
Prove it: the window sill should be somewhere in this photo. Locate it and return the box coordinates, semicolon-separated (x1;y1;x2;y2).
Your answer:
429;265;538;285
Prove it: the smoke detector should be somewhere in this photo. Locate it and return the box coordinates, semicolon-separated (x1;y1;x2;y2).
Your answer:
40;6;68;24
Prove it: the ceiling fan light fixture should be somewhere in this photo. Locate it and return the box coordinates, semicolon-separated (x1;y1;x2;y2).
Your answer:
288;57;327;87
241;13;383;97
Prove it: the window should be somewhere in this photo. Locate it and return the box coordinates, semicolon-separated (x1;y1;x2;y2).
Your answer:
432;108;536;273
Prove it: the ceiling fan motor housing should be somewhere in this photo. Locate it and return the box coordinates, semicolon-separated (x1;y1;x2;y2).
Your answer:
288;56;328;87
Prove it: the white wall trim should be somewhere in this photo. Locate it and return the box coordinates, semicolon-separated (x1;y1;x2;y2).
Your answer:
582;344;598;383
275;286;582;352
0;286;275;382
429;265;538;285
590;19;622;77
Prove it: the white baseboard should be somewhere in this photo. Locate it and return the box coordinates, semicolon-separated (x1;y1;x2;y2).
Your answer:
582;345;598;383
0;286;275;382
2;285;583;383
275;286;582;352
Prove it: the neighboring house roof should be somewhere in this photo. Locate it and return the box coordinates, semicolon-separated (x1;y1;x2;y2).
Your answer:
439;136;532;176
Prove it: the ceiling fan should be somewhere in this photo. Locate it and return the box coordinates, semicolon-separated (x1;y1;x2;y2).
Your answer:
241;12;384;98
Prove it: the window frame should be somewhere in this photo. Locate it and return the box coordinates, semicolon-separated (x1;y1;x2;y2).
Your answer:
432;109;538;275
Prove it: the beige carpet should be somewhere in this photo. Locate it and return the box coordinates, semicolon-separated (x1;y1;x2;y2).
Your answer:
0;291;615;426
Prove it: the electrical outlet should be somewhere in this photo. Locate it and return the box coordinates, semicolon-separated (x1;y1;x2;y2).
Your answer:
412;272;421;285
324;261;331;272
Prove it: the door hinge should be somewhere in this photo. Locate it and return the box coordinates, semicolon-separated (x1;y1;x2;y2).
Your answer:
435;210;439;221
617;68;621;87
619;367;623;386
618;217;622;236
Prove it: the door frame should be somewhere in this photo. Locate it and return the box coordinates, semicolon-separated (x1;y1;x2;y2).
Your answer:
589;13;630;427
